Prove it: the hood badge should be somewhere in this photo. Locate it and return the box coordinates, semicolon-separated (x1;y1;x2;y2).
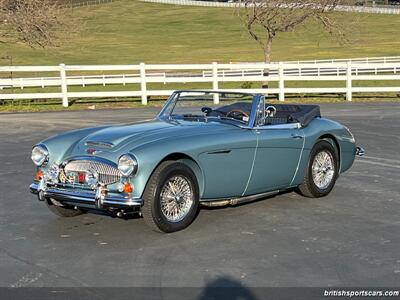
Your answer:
86;148;99;155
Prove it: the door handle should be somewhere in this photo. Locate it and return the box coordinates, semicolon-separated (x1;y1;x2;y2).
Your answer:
291;134;304;139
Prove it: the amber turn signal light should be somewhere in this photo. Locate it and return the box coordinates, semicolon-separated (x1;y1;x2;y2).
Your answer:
123;182;133;193
34;170;43;181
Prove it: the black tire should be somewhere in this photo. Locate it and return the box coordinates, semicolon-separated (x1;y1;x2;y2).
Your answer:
46;198;85;217
297;140;339;198
142;161;199;233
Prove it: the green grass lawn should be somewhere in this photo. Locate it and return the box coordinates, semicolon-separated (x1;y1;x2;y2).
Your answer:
0;0;399;112
1;0;400;65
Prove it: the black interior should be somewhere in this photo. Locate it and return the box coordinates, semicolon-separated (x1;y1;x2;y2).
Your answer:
205;102;321;127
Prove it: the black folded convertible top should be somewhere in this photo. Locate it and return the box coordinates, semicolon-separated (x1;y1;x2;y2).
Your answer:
271;104;321;127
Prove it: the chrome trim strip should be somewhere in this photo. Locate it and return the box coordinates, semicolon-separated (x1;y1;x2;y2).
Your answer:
201;190;279;207
248;94;263;128
254;123;302;130
289;129;306;186
241;131;259;196
103;199;142;206
62;156;118;168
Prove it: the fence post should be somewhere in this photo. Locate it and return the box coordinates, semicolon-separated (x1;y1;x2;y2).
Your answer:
212;62;219;104
346;61;352;102
140;62;147;105
59;64;69;107
278;62;285;102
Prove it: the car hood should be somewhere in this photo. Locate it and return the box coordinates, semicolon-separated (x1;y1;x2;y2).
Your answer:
71;119;235;156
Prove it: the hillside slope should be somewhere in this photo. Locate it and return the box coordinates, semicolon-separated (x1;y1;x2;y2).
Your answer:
0;0;399;65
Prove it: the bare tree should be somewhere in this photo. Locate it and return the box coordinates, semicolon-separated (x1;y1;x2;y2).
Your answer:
238;0;351;63
0;0;77;48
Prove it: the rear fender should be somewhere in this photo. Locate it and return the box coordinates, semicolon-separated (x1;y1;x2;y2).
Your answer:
290;118;355;186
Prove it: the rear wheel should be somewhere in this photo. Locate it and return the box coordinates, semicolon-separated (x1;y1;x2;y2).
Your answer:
46;198;85;217
297;140;339;198
142;161;199;233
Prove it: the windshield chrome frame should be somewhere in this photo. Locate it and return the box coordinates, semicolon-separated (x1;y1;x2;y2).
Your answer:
157;90;262;128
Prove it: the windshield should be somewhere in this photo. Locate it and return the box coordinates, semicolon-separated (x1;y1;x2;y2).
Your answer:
159;91;255;125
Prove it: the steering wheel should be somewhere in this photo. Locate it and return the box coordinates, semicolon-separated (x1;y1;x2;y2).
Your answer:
265;106;277;118
201;107;213;116
226;109;250;121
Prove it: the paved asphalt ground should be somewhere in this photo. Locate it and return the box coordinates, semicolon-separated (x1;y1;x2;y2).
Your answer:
0;103;399;292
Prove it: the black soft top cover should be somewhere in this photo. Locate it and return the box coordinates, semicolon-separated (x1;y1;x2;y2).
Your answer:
270;104;321;127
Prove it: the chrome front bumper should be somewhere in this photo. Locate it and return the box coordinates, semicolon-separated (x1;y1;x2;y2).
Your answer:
30;182;143;209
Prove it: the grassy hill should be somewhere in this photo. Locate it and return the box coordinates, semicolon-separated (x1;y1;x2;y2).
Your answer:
1;0;400;66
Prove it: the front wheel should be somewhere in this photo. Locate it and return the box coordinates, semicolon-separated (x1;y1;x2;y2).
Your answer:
142;161;199;233
297;140;339;198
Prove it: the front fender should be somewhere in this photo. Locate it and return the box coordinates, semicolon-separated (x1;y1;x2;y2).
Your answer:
128;147;204;199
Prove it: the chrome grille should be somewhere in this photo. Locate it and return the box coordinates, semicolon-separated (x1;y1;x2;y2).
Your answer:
64;160;121;185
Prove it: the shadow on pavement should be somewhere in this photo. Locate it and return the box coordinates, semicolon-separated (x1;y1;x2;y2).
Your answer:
197;276;258;300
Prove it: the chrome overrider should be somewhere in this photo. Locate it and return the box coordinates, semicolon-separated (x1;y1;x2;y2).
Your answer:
30;156;143;209
356;146;365;157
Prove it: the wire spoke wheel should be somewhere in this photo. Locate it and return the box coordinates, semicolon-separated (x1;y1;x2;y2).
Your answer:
160;175;193;223
142;161;200;232
312;150;335;190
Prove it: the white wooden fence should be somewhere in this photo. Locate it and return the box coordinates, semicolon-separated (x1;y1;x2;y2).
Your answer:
279;56;400;65
1;60;400;107
140;0;400;15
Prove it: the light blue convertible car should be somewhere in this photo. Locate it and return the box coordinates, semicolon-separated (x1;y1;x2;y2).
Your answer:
30;91;364;232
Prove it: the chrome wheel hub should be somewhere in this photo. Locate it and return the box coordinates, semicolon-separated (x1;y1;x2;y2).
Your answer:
312;151;335;190
160;175;193;222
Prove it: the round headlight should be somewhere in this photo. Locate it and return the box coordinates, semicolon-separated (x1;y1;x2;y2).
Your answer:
118;154;138;177
31;145;49;166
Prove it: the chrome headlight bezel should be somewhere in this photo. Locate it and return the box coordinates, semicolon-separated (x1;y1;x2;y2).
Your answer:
118;154;138;177
31;144;49;167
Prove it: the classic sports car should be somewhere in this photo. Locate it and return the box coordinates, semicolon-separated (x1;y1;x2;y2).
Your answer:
30;91;364;233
